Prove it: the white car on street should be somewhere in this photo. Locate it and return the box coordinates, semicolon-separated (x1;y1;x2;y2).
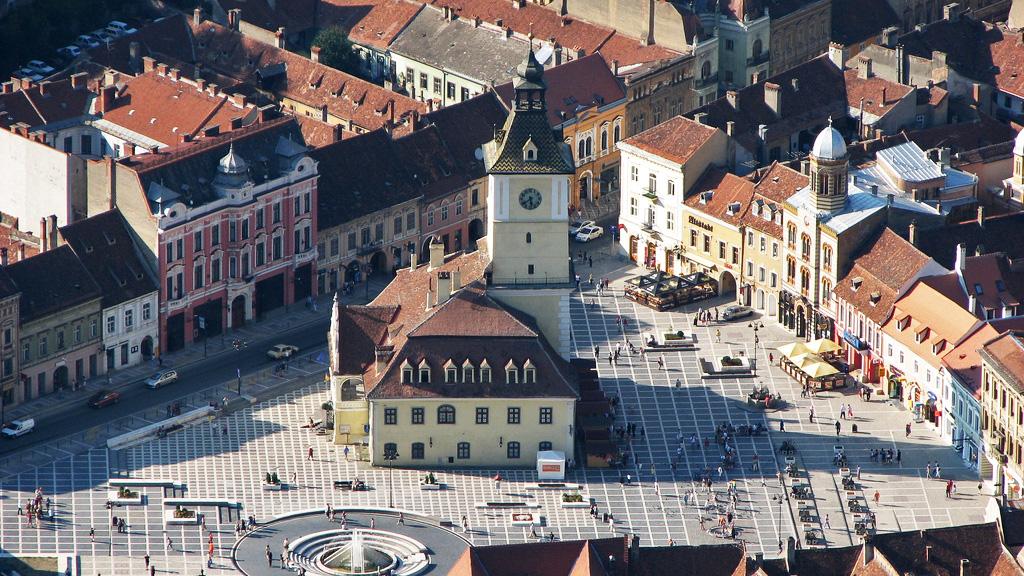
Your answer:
575;225;604;242
1;419;35;438
569;219;596;237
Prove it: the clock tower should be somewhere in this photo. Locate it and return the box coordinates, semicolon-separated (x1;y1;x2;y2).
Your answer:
482;47;575;357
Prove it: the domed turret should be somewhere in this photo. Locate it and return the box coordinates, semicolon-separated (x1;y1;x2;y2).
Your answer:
811;119;847;161
1014;127;1024;157
218;142;248;175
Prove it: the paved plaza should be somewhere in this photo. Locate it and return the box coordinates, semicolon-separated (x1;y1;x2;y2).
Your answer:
0;261;993;575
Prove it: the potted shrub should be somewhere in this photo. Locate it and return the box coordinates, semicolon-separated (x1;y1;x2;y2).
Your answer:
107;485;143;505
263;471;283;491
560;491;590;508
420;472;443;490
561;493;583;503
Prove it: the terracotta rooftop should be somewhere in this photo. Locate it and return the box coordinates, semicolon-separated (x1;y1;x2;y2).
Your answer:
493;54;626;128
744;162;807;237
833;228;934;326
319;0;424;50
292;114;346;148
0;212;40;264
450;537;629;576
631;543;745;576
685;167;755;228
942;319;1024;397
869;522;1022;576
882;273;982;368
987;26;1024;100
981;330;1024;395
100;70;253;146
844;68;914;120
0;77;92;129
621;115;720;166
5;244;102;324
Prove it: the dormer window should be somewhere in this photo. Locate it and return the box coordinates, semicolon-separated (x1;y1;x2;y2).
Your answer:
462;360;474;383
869;292;881;306
974;283;983;295
522;137;538;162
850;277;862;291
445;359;457;383
480;360;491;383
897;315;911;331
418;359;431;384
524;359;536;384
915;327;930;343
932;339;946;354
726;202;741;216
506;360;518;384
401;360;414;384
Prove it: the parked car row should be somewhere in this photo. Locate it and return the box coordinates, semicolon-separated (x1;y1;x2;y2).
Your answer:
18;20;141;81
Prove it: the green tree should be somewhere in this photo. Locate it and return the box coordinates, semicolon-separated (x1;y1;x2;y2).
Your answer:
311;26;358;73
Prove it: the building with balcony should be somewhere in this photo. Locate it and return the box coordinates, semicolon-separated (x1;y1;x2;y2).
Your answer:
981;329;1024;498
59;209;160;371
0;267;19;415
617;115;729;272
87;117;318;352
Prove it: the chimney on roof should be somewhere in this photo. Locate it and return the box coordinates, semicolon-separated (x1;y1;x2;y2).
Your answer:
125;142;135;156
207;82;218;96
0;81;11;94
156;62;169;76
944;2;961;21
311;45;321;64
858;56;873;79
908;220;917;245
143;56;156;73
275;27;287;49
610;58;618;75
169;67;181;81
862;536;874;565
37;81;50;96
881;26;898;48
925;545;932;563
764;82;781;117
228;8;241;31
19;77;32;91
977;205;985;227
512;0;525;8
428;236;444;271
960;559;970;576
129;41;142;73
437;271;453;303
828;42;847;69
955;242;967;272
881;86;887;104
726;90;739;110
726;120;735;136
754;552;764;569
193;7;202;26
332;122;342;143
1;248;8;267
233;93;249;108
48;215;58;250
98;85;116;114
38;218;48;253
196;78;207;92
70;72;87;90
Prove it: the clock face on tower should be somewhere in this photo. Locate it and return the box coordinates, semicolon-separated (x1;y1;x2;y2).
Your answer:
519;187;542;210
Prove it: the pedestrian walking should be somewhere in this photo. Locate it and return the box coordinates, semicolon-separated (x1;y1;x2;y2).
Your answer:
896;450;901;464
856;466;861;480
824;514;831;529
370;517;375;529
144;554;150;568
715;329;721;343
873;490;880;504
658;355;665;370
840;404;847;420
344;446;350;461
266;545;273;567
398;513;405;525
166;534;173;551
90;527;95;542
926;462;932;478
935;464;941;479
809;406;815;423
151;566;156;576
905;423;912;437
779;420;785;431
308;446;314;461
835;420;841;436
768;353;774;365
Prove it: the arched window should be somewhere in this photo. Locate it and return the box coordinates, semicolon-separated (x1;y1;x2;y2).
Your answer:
787;223;797;245
577;139;586;160
823;245;833;270
787;257;796;281
800;268;810;292
701;60;711;79
613;122;621;143
585;136;593;157
601;127;608;151
384;442;397;457
752;38;763;58
822;279;833;299
800;234;811;259
411;442;425;459
539;441;553;451
457;441;470;459
437;404;455;424
526;232;532;244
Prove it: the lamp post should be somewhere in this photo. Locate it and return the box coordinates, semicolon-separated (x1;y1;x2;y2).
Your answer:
383;445;399;508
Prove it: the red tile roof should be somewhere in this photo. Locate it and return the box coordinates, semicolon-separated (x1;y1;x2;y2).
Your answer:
0;78;92;129
332;303;399;375
622;115;720;166
451;538;629;576
981;329;1024;395
101;71;253;146
187;18;428;132
907;112;1018;154
743;162;807;237
685;167;755;227
597;33;682;68
991;27;1024;100
319;0;424;50
0;212;40;264
292;114;347;147
631;544;746;576
844;68;913;120
493;54;625;128
868;522;1023;576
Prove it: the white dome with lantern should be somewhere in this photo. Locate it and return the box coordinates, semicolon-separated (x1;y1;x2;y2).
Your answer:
811;119;847;161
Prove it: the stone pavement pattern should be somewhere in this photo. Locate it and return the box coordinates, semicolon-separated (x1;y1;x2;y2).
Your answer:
0;260;991;575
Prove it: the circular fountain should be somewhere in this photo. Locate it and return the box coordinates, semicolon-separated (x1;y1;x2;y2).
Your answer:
288;528;431;576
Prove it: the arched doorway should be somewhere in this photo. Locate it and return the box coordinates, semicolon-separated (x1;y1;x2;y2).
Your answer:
645;242;657;268
345;261;361;282
419;238;432;264
141;336;154;359
369;251;388;277
53;365;69;390
468;218;485;249
795;305;807;338
718;270;737;298
231;295;247;328
756;289;765;310
629;236;638;262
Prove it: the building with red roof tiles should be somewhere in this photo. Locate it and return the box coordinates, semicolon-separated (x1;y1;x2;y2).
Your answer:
318;0;424;83
981;329;1024;495
616;115;731;272
495;54;627;207
209;0;318;48
86;117;318;352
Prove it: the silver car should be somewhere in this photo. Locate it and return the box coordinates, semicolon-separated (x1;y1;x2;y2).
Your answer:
145;369;178;389
722;305;754;321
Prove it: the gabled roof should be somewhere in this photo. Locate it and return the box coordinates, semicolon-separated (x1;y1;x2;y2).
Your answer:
0;77;92;129
882;274;981;367
319;0;424;50
493;54;626;128
100;70;253;146
684;55;847;153
417;92;507;181
844;68;914;120
58;209;158;309
622;115;720;166
87;14;197;75
450;537;628;576
685;167;754;227
333;304;399;375
980;329;1024;395
5;244;102;323
914;212;1024;268
907;112;1018;154
744;162;807;237
833;228;935;325
631;544;746;576
869;522;1022;576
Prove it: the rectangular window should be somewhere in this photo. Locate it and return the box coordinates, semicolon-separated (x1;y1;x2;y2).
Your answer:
273;236;283;260
540;407;553;424
361;227;371;245
441;205;449;221
211;258;221;283
273;202;282;224
193;230;203;252
330;237;340;256
74;324;81;344
631;166;638;181
732;247;739;265
348;232;357;251
125;309;134;328
667;180;675;196
165;242;173;263
375;222;384;241
507;407;521;424
39;336;47;357
91;319;97;338
194;264;204;289
22;341;30;362
704;234;710;253
461;87;470;101
176;239;184;261
294;196;301;218
760;236;766;252
411;443;425;459
384;408;397;425
446;81;455;99
256;209;264;230
771;272;777;288
725;39;734;51
411;407;424;424
648;173;657;193
56;330;64;350
419;72;427;89
772;242;779;258
107;316;116;334
475;407;489;424
241;219;249;240
428;211;434;226
457;442;470;459
229;221;237;242
81;134;92;155
394;216;403;235
229;257;238;278
432;77;441;94
212;224;220;246
507;442;520;459
666;211;674;230
718;241;726;259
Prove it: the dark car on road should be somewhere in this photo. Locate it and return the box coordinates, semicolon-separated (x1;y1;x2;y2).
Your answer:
88;390;121;408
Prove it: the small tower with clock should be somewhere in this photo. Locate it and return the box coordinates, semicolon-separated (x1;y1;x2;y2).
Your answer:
482;47;575;357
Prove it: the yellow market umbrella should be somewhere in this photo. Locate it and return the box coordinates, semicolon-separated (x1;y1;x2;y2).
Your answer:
790;353;822;369
802;361;840;379
806;338;840;354
778;342;811;359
